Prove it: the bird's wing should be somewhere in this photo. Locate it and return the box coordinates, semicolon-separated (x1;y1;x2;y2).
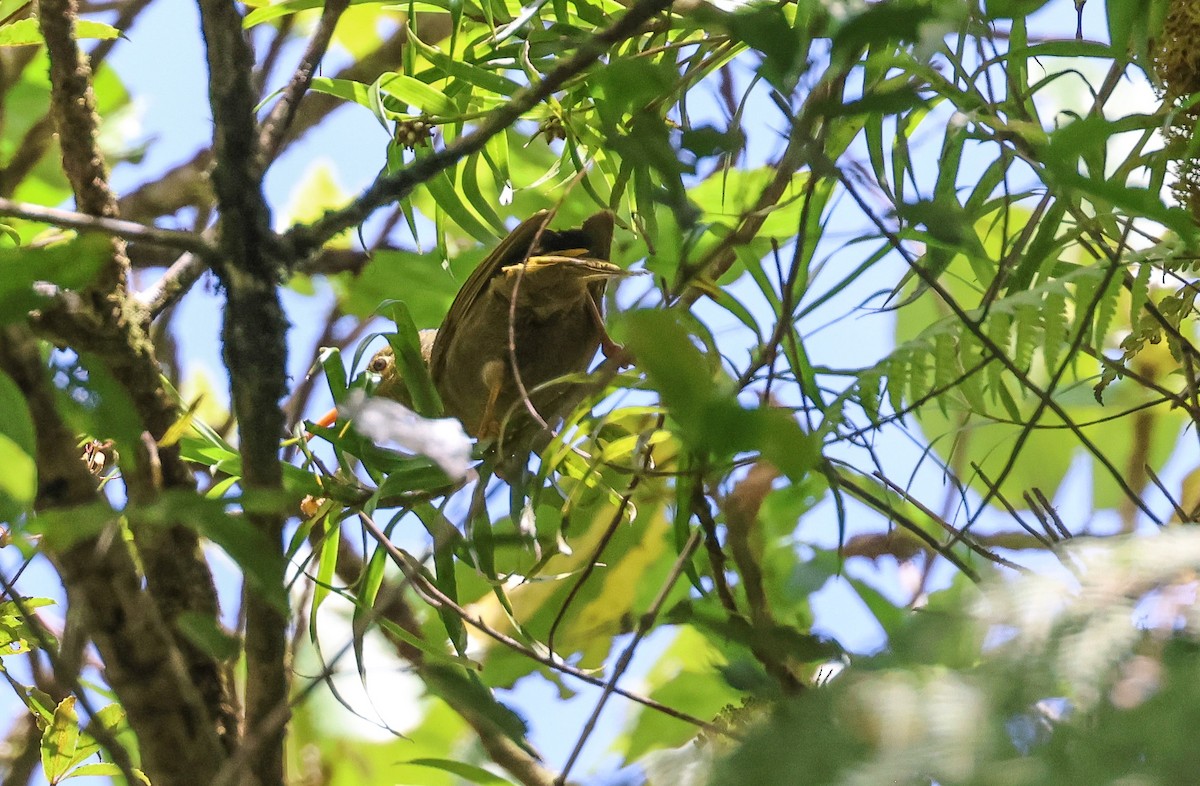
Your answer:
581;210;614;260
431;210;551;378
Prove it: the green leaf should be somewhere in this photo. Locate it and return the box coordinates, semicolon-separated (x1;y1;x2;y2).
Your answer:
667;598;840;663
319;346;349;406
424;165;497;243
408;33;523;97
592;58;677;128
41;696;80;784
0;370;35;518
128;492;289;614
616;309;716;429
243;0;386;27
0;236;111;322
64;763;130;780
308;76;374;110
618;309;818;479
0;18;120;47
0;597;56;655
726;4;807;92
377;72;457;117
380;301;443;417
418;663;533;752
375;460;456;496
831;0;961;64
984;0;1052;19
399;757;516;785
30;502;116;551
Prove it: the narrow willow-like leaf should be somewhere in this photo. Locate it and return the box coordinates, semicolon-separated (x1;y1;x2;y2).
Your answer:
309;513;340;637
460;152;507;235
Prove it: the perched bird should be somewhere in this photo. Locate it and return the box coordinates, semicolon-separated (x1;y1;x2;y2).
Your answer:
313;210;632;466
431;209;624;443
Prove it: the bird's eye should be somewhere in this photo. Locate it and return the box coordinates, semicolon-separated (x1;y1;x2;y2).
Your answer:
369;357;389;373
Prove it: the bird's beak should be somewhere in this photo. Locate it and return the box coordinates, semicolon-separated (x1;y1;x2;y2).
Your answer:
311;407;339;430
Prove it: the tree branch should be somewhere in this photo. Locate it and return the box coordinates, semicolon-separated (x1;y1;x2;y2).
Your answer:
127;238;374;274
0;197;215;254
0;325;226;786
36;0;236;752
38;0;126;293
257;0;349;164
195;1;289;783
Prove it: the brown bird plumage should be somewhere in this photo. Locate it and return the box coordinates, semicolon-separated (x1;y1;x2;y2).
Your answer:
430;209;624;441
318;210;630;464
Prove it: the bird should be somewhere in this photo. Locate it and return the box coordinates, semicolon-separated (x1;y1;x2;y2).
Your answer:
431;209;624;444
312;210;633;467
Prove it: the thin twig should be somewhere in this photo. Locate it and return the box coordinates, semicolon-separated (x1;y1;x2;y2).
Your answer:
872;471;1028;573
1022;491;1061;544
257;0;349;164
1145;463;1188;522
557;529;702;785
1031;488;1071;539
356;513;725;735
692;485;739;614
969;463;1052;549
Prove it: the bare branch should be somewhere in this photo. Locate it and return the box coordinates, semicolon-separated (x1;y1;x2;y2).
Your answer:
36;0;236;753
257;0;349;164
194;1;289;783
0;197;215;255
0;325;226;786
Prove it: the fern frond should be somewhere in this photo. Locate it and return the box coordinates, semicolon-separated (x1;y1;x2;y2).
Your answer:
1091;266;1125;348
1013;304;1042;369
1042;290;1067;374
